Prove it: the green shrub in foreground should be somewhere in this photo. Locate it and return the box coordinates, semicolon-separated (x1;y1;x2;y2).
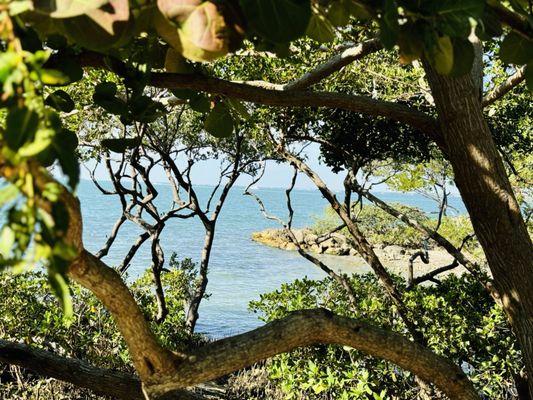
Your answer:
250;274;523;400
0;257;199;399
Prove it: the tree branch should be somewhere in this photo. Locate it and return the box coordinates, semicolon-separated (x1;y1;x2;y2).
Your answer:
275;145;425;344
0;339;143;400
350;182;498;298
77;52;439;139
482;66;526;107
283;39;383;90
487;2;533;40
146;309;480;400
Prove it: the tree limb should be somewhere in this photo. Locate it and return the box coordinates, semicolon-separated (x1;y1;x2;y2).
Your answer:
487;2;533;40
482;66;526;107
283;39;383;90
77;52;439;140
351;182;498;298
275;145;426;344
0;339;143;400
147;309;480;400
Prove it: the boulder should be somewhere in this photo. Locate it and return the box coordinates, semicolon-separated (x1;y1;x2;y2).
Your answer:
383;245;406;260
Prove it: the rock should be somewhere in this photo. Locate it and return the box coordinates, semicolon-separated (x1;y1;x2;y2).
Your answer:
383;245;406;260
331;233;347;243
339;244;352;256
292;229;306;244
305;233;319;245
310;244;321;253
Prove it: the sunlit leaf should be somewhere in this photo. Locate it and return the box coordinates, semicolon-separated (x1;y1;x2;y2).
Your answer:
306;13;335;43
34;0;109;18
204;102;234;138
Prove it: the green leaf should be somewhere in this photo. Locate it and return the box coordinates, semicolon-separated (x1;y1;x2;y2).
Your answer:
0;227;15;258
46;34;68;50
239;0;311;43
93;82;127;115
0;52;20;83
18;129;55;158
42;55;83;86
164;48;194;73
4;107;39;150
227;98;251;120
53;130;79;189
129;96;164;123
379;0;399;49
33;0;109;18
0;184;19;206
397;23;424;64
449;38;474;77
428;35;454;75
189;93;210;113
525;63;533;92
500;32;533;65
56;129;79;152
45;90;75;113
62;14;134;51
306;14;335;43
47;268;73;320
204;103;234;138
101;137;141;153
327;1;351;26
475;7;502;40
94;81;118;97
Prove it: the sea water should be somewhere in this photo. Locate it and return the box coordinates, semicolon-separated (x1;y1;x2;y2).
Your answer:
78;180;465;337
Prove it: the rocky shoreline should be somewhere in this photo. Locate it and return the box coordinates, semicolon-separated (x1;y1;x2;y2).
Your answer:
251;228;467;277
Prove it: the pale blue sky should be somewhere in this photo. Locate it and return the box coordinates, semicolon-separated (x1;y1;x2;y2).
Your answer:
81;143;349;191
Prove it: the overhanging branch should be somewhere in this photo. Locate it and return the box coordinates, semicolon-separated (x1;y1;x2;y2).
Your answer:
77;52;439;141
150;73;439;137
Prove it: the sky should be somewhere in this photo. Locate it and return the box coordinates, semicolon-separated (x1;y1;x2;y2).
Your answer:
81;142;350;191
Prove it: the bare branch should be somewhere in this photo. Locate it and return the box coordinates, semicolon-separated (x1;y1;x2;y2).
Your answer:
411;260;460;286
244;165;359;309
284;39;383;90
119;232;150;273
275;144;425;344
482;66;526;107
96;214;127;259
350;182;498;298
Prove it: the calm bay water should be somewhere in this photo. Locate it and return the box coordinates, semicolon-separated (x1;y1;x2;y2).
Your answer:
78;180;465;337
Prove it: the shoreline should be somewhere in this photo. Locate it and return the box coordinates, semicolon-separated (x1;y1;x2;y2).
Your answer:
251;228;469;279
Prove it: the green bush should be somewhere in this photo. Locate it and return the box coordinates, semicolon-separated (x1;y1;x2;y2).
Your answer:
249;274;523;399
0;256;200;399
311;204;480;252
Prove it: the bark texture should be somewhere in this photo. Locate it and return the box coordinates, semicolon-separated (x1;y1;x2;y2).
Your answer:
147;309;479;400
424;64;533;394
0;339;143;399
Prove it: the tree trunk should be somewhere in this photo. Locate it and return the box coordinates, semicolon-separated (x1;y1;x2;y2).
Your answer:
424;64;533;395
185;224;215;334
